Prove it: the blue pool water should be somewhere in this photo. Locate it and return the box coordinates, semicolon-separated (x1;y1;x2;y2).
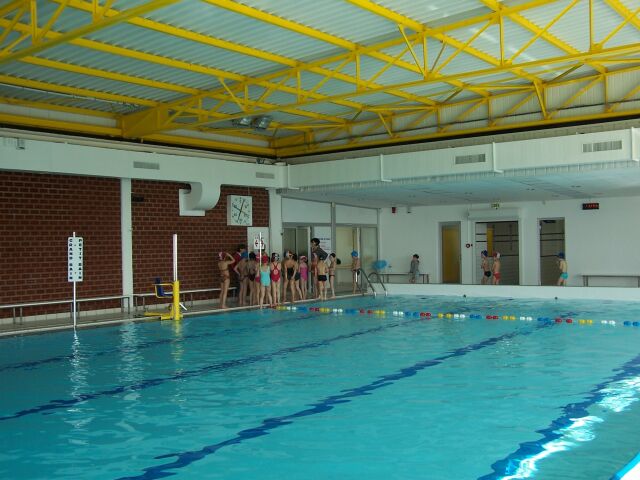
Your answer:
2;295;640;480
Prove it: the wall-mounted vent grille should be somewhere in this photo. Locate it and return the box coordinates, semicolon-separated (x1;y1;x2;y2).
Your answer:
455;153;486;165
133;161;160;170
256;172;275;179
582;140;622;153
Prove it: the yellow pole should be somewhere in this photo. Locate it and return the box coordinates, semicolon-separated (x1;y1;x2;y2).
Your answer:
172;280;182;320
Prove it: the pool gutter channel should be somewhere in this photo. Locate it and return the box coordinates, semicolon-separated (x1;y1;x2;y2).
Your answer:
0;293;370;338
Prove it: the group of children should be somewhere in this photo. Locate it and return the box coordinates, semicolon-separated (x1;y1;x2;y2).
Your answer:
479;250;568;286
217;239;362;309
480;250;502;285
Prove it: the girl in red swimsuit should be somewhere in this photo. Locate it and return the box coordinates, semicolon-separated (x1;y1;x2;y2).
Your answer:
270;253;282;306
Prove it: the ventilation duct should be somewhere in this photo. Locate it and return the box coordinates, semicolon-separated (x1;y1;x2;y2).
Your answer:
582;140;622;153
455;153;486;165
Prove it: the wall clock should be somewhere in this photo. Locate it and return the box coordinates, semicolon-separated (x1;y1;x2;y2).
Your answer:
227;195;252;226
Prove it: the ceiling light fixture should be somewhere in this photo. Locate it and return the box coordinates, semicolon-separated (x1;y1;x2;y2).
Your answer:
232;116;252;127
252;115;272;130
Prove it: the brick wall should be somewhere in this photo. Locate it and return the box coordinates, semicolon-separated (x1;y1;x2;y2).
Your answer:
131;181;269;299
0;173;270;318
0;172;122;317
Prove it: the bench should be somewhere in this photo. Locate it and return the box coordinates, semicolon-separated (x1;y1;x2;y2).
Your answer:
1;295;131;324
381;273;430;284
580;274;640;287
133;287;237;312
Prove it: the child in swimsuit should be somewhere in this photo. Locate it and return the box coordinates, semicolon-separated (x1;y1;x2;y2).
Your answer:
299;255;308;300
258;256;272;308
409;254;420;284
218;252;235;309
557;252;568;286
481;250;491;285
270;253;281;306
351;250;361;294
234;252;249;307
328;253;338;298
317;259;328;300
247;252;257;306
282;251;297;303
492;252;501;285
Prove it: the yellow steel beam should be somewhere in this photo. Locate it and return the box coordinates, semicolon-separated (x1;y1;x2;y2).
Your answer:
274;63;640;151
397;24;426;77
377;113;393;137
0;0;180;66
534;81;547;118
129;133;274;157
162;42;640;131
62;0;443;108
0;16;370;126
606;81;640;112
0;73;157;107
0;109;276;156
0;111;121;136
548;76;601;118
35;0;69;43
0;1;25;20
490;92;536;126
131;45;638;141
440;99;486;133
603;0;640;35
0;4;27;49
480;0;607;75
0;94;116;119
0;19;367;132
21;56;199;95
596;5;640;48
277;107;640;157
345;0;539;85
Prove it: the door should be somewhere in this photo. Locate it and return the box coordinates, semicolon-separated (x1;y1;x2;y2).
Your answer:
283;227;311;259
295;227;310;260
336;226;357;288
539;219;565;285
474;221;519;285
441;223;461;284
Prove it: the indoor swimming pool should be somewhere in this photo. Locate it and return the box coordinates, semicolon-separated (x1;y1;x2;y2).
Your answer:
1;295;640;480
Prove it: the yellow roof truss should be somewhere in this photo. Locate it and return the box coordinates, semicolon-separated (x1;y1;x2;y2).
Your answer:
0;0;638;158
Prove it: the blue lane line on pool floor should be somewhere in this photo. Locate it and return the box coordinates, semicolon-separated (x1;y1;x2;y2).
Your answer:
478;350;640;480
0;302;383;373
0;312;424;422
115;323;552;480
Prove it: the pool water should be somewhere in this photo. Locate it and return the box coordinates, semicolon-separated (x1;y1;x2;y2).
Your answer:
1;295;640;480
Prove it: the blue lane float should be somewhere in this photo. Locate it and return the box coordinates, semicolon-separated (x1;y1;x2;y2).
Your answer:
272;305;638;330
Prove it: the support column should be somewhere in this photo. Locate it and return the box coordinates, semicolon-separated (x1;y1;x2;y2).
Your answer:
330;202;336;254
121;178;134;308
268;188;283;255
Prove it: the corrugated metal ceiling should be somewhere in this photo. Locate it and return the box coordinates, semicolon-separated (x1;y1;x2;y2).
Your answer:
0;0;637;157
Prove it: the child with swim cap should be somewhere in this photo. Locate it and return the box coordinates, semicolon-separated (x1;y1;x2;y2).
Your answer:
557;252;568;286
481;250;491;285
492;252;501;285
351;251;361;294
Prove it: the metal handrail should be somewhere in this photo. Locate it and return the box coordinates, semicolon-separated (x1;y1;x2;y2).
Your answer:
133;286;238;311
361;268;388;297
1;295;131;324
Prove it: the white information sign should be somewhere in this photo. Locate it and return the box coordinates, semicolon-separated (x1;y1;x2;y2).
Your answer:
68;236;84;282
253;235;266;251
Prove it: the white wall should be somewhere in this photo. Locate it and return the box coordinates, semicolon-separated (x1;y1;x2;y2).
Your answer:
288;128;635;188
379;195;640;286
281;198;378;225
282;198;331;224
335;204;377;225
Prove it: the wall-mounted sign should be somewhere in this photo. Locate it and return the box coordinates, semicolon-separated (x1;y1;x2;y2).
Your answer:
582;202;600;210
